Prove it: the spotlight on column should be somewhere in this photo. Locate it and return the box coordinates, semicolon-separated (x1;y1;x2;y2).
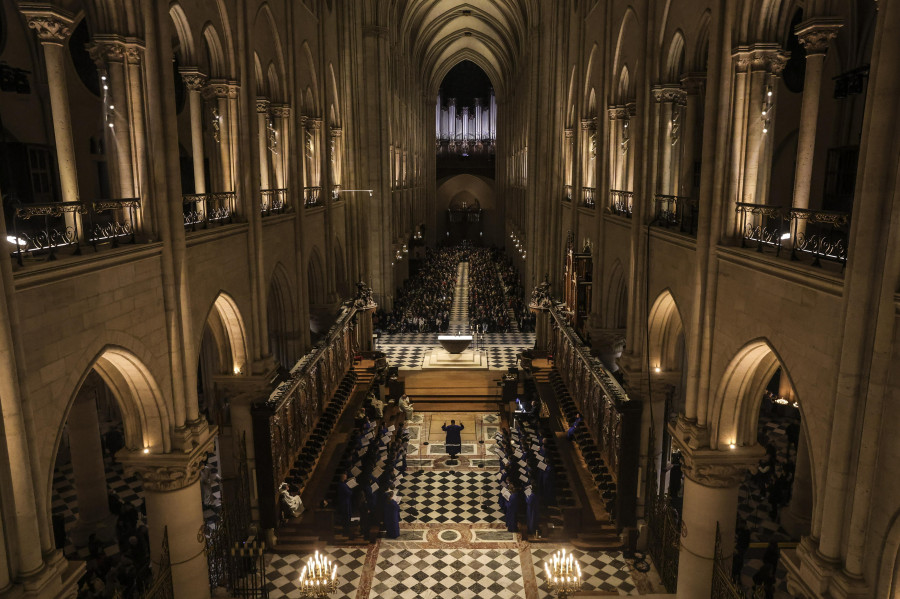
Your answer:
654;367;661;373
729;443;736;450
143;448;150;454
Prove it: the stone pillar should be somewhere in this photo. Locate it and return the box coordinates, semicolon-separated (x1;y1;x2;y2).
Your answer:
125;43;152;235
654;87;687;197
679;75;705;198
306;118;322;188
22;7;79;210
89;38;135;199
256;98;271;192
67;384;114;543
330;126;343;193
782;425;812;538
121;431;216;599
724;49;750;238
673;440;765;599
791;20;842;215
203;81;235;192
271;105;291;190
180;69;208;195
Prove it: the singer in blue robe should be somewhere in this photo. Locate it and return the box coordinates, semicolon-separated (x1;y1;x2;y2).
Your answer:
540;465;556;506
336;473;352;533
526;491;540;534
567;413;583;441
505;486;521;532
442;420;464;459
384;491;401;538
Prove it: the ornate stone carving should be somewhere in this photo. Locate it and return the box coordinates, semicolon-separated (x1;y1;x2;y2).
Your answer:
87;39;126;67
256;98;271;114
564;128;575;139
681;73;706;95
652;86;687;105
625;102;637;117
329;125;342;137
307;118;322;131
270;104;291;118
581;118;596;131
130;460;207;492
732;48;751;73
608;105;629;120
203;80;239;100
179;68;208;91
21;7;74;43
796;19;842;55
353;280;376;309
669;421;766;488
124;43;144;65
529;276;553;311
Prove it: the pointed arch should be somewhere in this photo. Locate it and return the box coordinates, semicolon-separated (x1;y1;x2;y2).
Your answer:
299;41;320;116
664;30;686;83
583;43;598;106
254;52;265;96
267;62;281;102
647;289;686;372
710;339;800;449
267;262;298;368
307;247;326;305
168;3;196;65
612;6;640;99
199;292;250;375
202;23;226;78
327;63;341;126
617;65;631;104
693;9;712;72
605;259;628;329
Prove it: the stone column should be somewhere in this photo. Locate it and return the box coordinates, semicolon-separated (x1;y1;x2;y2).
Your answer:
203;81;234;192
89;38;135;199
673;441;765;599
180;69;208;195
67;384;114;543
679;75;705;198
256;98;271;192
306;118;322;188
271;105;291;190
653;87;687;196
782;425;812;538
791;20;842;215
125;43;152;235
330;126;343;193
22;7;79;210
724;49;750;238
121;431;216;599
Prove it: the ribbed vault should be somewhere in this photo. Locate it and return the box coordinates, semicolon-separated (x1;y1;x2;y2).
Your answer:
395;0;533;98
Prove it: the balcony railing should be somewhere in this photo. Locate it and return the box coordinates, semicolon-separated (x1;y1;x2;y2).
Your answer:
564;184;573;202
260;188;287;216
654;194;698;236
582;187;596;209
9;198;141;265
609;189;634;217
303;186;323;208
735;202;851;268
182;192;235;231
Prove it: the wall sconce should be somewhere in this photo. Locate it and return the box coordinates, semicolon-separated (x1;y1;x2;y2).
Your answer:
233;365;243;375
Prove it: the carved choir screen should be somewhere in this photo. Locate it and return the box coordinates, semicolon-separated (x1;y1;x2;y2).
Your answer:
563;243;593;335
549;307;641;527
252;303;367;529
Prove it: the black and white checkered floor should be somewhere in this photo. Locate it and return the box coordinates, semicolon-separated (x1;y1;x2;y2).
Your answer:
398;470;503;524
52;451;221;561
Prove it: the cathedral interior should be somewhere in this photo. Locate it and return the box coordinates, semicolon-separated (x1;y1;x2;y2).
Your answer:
0;0;898;598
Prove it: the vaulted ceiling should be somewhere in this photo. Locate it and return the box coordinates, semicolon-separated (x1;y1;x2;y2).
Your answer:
395;0;534;98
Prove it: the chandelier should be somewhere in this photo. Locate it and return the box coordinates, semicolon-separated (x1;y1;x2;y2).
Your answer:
544;548;583;598
298;550;338;598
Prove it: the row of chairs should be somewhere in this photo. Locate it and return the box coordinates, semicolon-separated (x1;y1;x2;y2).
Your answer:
284;370;359;490
549;370;618;516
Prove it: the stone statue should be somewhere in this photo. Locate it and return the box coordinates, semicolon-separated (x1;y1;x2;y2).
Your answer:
353;279;376;309
528;275;553;310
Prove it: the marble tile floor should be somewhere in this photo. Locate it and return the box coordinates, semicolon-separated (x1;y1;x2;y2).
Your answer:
376;332;535;370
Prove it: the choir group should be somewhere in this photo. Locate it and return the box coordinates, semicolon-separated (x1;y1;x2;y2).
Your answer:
493;414;556;537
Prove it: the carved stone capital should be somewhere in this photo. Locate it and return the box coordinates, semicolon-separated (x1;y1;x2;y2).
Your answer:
669;420;766;488
607;105;628;120
270;104;291;118
795;19;842;55
652;86;687;105
625;102;637;117
87;38;127;67
119;426;217;492
581;118;597;131
564;128;575;139
21;5;75;44
330;125;342;138
732;47;752;73
256;98;271;113
203;79;239;100
747;44;790;75
306;118;322;131
179;68;208;91
124;43;144;65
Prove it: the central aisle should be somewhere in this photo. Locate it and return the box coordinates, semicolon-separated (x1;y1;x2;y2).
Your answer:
448;261;470;331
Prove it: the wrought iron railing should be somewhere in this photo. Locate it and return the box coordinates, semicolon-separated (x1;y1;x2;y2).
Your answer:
711;522;745;599
260;188;287;216
654;194;698;236
582;187;596;209
9;198;141;265
144;526;173;599
646;491;681;593
735;202;850;269
182;192;236;231
609;189;634;217
564;184;573;202
303;186;322;208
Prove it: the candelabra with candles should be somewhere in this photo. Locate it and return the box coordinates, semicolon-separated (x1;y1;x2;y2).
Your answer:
544;548;583;598
297;550;338;598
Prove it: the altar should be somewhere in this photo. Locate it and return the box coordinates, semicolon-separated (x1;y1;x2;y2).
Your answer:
438;334;473;354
